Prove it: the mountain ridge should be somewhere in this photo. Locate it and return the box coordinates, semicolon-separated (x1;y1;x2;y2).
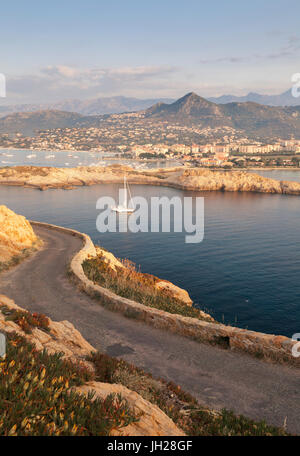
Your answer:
208;89;300;106
0;96;175;118
1;92;300;138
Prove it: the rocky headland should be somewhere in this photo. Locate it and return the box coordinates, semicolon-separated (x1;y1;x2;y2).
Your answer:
1;165;300;195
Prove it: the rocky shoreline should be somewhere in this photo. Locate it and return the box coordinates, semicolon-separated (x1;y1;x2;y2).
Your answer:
1;165;300;195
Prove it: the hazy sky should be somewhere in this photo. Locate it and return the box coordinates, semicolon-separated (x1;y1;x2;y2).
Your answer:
1;0;300;103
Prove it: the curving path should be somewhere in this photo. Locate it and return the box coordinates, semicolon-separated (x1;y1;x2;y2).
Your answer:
1;224;300;433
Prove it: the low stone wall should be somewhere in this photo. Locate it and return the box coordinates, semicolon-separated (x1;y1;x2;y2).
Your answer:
31;221;300;367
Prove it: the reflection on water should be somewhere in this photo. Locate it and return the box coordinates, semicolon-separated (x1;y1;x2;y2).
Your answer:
1;180;300;337
248;169;300;183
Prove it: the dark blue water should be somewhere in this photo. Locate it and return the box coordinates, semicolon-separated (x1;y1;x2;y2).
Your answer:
1;181;300;337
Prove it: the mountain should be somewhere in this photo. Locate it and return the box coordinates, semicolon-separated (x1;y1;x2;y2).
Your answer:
146;92;223;124
0;110;87;136
1;92;300;138
147;92;221;117
0;96;174;118
208;89;300;106
144;92;300;137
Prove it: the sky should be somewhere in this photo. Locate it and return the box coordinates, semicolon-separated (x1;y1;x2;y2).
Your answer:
1;0;300;104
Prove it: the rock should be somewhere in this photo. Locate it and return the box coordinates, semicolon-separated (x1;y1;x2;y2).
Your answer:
95;246;125;271
0;205;40;262
0;294;95;366
1;165;300;197
49;320;95;358
75;381;186;436
156;280;193;306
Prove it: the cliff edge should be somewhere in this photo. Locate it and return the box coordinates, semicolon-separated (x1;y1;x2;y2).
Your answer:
0;205;40;263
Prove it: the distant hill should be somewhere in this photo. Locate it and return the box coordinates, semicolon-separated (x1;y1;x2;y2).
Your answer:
0;96;175;118
1;92;300;138
208;89;300;106
0;110;86;136
145;92;300;137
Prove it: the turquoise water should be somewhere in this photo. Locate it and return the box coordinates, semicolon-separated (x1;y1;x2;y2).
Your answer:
1;177;300;337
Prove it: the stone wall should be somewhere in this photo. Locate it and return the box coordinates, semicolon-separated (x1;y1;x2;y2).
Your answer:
31;221;300;367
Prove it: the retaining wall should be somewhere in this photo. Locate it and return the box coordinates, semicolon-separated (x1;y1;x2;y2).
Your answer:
31;221;300;366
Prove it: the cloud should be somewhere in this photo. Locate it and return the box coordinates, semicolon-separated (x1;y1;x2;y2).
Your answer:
199;56;245;64
199;36;300;65
41;65;80;78
4;65;178;104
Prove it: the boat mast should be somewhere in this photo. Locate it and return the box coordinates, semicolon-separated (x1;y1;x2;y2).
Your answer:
123;175;127;208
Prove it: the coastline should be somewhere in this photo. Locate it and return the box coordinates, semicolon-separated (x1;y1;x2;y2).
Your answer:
1;165;300;195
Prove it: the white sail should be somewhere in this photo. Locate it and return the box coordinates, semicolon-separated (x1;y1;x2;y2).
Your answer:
112;175;135;213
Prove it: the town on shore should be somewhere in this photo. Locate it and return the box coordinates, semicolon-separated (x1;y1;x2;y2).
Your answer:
1;128;300;169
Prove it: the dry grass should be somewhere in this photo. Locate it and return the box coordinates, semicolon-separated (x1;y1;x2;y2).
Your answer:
0;243;41;274
82;252;214;322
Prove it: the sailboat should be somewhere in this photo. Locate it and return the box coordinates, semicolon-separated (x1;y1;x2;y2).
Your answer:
112;175;135;213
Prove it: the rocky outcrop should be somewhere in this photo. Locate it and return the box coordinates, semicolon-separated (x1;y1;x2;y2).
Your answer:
155;280;192;306
0;205;40;262
95;246;125;271
76;382;185;436
95;245;193;306
172;168;284;194
1;165;300;196
0;295;94;368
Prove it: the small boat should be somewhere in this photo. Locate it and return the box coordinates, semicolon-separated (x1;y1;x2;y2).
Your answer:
45;154;55;159
26;154;36;158
112;176;135;213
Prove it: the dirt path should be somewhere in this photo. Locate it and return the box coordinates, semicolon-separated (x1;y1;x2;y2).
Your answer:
1;224;300;433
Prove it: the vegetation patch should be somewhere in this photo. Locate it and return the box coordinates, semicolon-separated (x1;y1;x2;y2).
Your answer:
0;243;41;274
82;253;213;322
0;332;138;436
0;304;50;334
89;352;288;436
0;249;32;273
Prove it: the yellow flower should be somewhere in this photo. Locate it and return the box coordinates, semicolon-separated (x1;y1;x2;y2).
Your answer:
8;424;17;436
